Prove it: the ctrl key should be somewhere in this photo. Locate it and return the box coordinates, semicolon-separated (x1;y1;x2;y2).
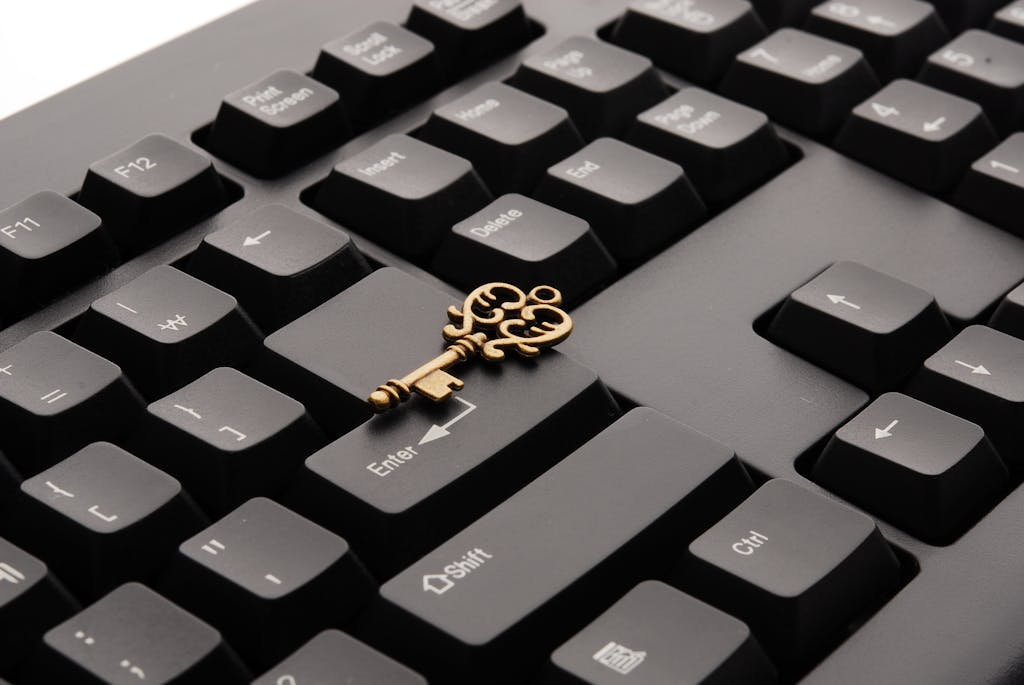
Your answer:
675;479;900;667
547;581;776;685
23;583;249;684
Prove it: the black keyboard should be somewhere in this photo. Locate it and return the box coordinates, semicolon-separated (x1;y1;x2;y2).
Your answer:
2;0;1024;682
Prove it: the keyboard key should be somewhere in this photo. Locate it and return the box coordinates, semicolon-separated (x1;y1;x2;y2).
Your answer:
507;36;668;139
677;479;900;665
314;133;492;259
534;138;707;262
749;0;817;27
627;87;789;205
5;442;206;599
720;28;880;136
835;79;998;192
929;0;1007;33
136;367;323;515
369;408;755;681
74;265;262;398
907;325;1024;473
208;70;349;178
431;194;617;306
25;582;249;684
417;81;584;194
253;630;426;685
804;0;949;82
0;192;116;319
78;134;228;255
919;30;1024;135
0;537;78;675
258;267;616;438
814;393;1009;543
188;204;370;331
768;261;951;391
161;498;374;670
990;1;1024;44
990;280;1024;337
0;331;143;474
954;132;1024;234
285;350;615;577
313;22;441;127
611;0;768;86
405;0;531;76
548;581;776;685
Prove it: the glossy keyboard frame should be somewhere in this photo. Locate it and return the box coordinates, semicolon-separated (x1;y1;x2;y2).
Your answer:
2;1;1024;683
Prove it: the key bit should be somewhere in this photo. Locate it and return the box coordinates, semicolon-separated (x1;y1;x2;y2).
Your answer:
368;283;573;412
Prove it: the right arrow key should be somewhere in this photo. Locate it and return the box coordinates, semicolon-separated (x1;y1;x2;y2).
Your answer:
814;392;1009;544
767;261;952;392
907;325;1024;475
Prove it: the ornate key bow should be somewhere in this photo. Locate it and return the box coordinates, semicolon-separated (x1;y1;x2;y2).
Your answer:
367;283;573;412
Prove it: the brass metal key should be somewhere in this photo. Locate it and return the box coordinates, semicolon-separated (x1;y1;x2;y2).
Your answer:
367;283;573;412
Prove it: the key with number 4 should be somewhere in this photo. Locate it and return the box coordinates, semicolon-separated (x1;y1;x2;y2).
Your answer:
367;281;574;412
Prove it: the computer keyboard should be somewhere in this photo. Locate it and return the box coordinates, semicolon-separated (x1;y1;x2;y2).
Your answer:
1;0;1024;682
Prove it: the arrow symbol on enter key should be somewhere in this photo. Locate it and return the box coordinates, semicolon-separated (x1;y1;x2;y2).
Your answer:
418;396;478;445
243;230;272;247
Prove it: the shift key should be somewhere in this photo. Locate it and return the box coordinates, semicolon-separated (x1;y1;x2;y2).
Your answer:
370;408;755;682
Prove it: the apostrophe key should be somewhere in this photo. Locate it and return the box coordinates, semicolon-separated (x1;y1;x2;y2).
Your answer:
627;87;789;205
507;36;667;140
315;133;492;259
405;0;531;76
547;581;777;685
720;28;879;136
431;194;616;307
161;498;374;671
814;393;1009;543
749;0;818;27
804;0;949;82
928;0;1007;33
417;81;584;194
0;331;143;475
768;261;951;392
535;138;707;262
990;1;1024;44
188;204;370;331
676;479;901;667
907;325;1024;472
253;630;426;685
313;22;441;126
918;30;1024;136
208;70;349;178
0;537;78;676
3;442;207;600
954;133;1024;234
611;0;768;86
135;367;324;515
74;265;262;398
835;80;998;193
78;134;228;255
368;409;754;683
989;281;1024;338
0;192;116;319
24;583;250;684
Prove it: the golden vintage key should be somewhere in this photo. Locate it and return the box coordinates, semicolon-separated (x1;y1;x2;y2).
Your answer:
367;283;574;412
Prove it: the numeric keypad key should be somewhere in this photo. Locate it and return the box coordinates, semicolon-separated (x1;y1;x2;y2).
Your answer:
990;1;1024;44
836;79;998;192
955;133;1024;234
721;28;879;136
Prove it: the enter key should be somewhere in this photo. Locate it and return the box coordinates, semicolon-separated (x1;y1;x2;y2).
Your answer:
283;355;617;578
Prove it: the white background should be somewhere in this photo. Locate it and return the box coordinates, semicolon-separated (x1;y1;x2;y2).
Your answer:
0;0;253;120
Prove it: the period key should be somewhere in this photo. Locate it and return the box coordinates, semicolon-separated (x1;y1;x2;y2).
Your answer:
368;408;755;682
